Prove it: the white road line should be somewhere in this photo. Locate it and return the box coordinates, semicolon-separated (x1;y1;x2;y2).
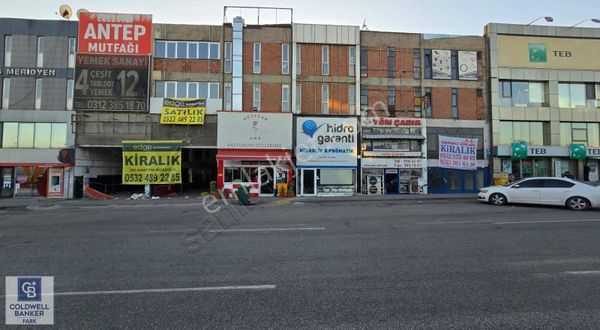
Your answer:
418;220;493;225
209;227;325;233
494;219;600;225
3;285;276;298
563;270;600;275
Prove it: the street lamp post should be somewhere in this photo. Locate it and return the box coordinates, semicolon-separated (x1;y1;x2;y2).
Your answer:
526;16;554;25
571;18;600;27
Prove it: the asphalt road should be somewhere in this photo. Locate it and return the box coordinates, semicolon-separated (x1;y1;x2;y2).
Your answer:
2;198;600;329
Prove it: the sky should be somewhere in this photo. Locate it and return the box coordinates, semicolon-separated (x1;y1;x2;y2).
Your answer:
2;0;600;35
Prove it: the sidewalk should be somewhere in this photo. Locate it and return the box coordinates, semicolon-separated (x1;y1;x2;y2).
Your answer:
293;193;476;203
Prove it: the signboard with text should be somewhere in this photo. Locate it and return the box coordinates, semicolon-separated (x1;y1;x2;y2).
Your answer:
122;140;182;185
217;112;293;149
78;12;152;55
160;98;206;125
438;135;478;170
74;54;149;111
296;117;357;168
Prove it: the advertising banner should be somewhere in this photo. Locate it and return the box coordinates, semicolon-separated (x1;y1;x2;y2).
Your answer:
438;135;478;170
458;51;478;80
74;54;149;111
296;117;358;168
122;141;182;185
78;12;152;55
432;49;451;79
160;98;206;125
217;112;293;149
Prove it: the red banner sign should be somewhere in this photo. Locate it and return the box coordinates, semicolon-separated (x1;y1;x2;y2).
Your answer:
78;12;152;55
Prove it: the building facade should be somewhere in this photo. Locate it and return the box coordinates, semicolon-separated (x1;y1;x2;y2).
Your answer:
0;19;77;198
486;24;600;182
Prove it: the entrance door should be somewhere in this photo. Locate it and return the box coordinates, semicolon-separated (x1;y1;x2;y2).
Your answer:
301;169;316;195
1;168;13;198
259;167;275;196
384;171;398;194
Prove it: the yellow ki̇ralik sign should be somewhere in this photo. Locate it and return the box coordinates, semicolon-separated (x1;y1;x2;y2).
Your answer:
122;140;182;185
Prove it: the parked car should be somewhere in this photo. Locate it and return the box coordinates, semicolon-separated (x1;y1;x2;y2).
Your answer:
477;177;600;210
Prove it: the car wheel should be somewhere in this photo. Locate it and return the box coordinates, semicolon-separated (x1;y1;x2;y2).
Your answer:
566;197;590;211
489;193;507;206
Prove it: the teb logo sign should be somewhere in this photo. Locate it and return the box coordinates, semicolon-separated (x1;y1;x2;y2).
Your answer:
529;43;547;63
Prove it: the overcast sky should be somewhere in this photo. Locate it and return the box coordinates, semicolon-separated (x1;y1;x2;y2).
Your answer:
3;0;600;35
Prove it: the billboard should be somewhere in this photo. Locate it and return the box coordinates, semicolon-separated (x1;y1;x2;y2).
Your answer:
458;51;477;80
296;117;357;168
78;12;152;55
122;140;182;185
438;135;478;170
160;98;206;125
74;54;149;111
217;112;293;149
432;49;451;79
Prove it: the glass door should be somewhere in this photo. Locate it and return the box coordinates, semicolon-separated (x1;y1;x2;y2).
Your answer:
301;169;316;195
259;167;275;196
1;167;13;198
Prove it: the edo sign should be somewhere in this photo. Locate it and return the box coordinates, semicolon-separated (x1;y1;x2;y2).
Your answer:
296;117;357;168
160;98;206;125
438;135;478;170
122;141;182;185
74;54;149;111
78;12;152;55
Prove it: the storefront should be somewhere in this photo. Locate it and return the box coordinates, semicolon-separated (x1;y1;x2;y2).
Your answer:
216;112;293;198
360;117;427;194
296;116;358;196
0;164;68;198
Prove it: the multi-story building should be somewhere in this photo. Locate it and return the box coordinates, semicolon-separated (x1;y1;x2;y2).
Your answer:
486;23;600;182
0;18;77;198
360;31;489;194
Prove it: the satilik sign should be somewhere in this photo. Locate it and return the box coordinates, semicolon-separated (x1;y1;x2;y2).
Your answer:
78;12;152;55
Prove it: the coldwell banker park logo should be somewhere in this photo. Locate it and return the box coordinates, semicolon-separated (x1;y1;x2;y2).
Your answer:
5;276;54;325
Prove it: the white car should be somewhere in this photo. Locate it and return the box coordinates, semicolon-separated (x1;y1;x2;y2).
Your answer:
478;177;600;210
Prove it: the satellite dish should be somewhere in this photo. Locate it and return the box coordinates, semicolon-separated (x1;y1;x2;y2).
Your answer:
59;4;72;20
76;8;88;19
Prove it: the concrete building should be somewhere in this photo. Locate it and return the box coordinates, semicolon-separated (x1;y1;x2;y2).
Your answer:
0;18;77;198
360;31;489;194
486;23;600;182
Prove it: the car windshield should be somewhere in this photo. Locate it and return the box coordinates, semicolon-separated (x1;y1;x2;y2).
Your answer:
503;179;526;187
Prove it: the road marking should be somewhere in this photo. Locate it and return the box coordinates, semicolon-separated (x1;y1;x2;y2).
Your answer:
563;270;600;275
494;219;600;225
1;285;276;298
418;220;493;225
209;227;325;233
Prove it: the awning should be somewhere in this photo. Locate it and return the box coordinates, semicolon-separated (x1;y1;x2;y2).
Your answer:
363;134;426;140
217;149;292;161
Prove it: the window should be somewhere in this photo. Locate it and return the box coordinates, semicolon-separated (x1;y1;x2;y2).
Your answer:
360;84;368;112
499;81;547;107
360;48;368;77
321;84;329;114
424;49;432;79
322;45;329;75
66;79;74;110
253;83;260;111
34;123;51;148
414;87;422;117
413;48;421;80
450;50;458;80
349;85;356;113
295;84;301;113
281;44;290;74
281;84;290;112
558;83;599;108
2;78;9;109
499;121;544;145
387;47;395;78
224;83;232;110
349;46;356;76
36;37;44;67
35;79;42;110
4;35;11;66
2;123;18;148
518;179;545;188
224;42;232;73
424;87;432;117
68;38;76;68
154;41;220;59
253;43;261;74
560;123;600;147
543;179;575;188
451;88;458;119
296;44;302;75
17;123;34;148
387;86;396;113
50;123;67;148
2;122;68;149
155;81;219;99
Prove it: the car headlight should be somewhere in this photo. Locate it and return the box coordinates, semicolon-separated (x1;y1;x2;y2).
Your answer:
479;189;488;193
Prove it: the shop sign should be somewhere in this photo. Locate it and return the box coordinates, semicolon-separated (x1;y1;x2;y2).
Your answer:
0;68;56;77
121;140;182;185
570;144;586;160
363;151;421;157
588;148;600;158
78;12;152;55
361;158;424;169
439;136;478;170
458;51;478;80
217;112;292;149
511;142;528;160
160;98;205;125
361;117;422;127
499;144;570;157
73;54;149;111
296;117;357;167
